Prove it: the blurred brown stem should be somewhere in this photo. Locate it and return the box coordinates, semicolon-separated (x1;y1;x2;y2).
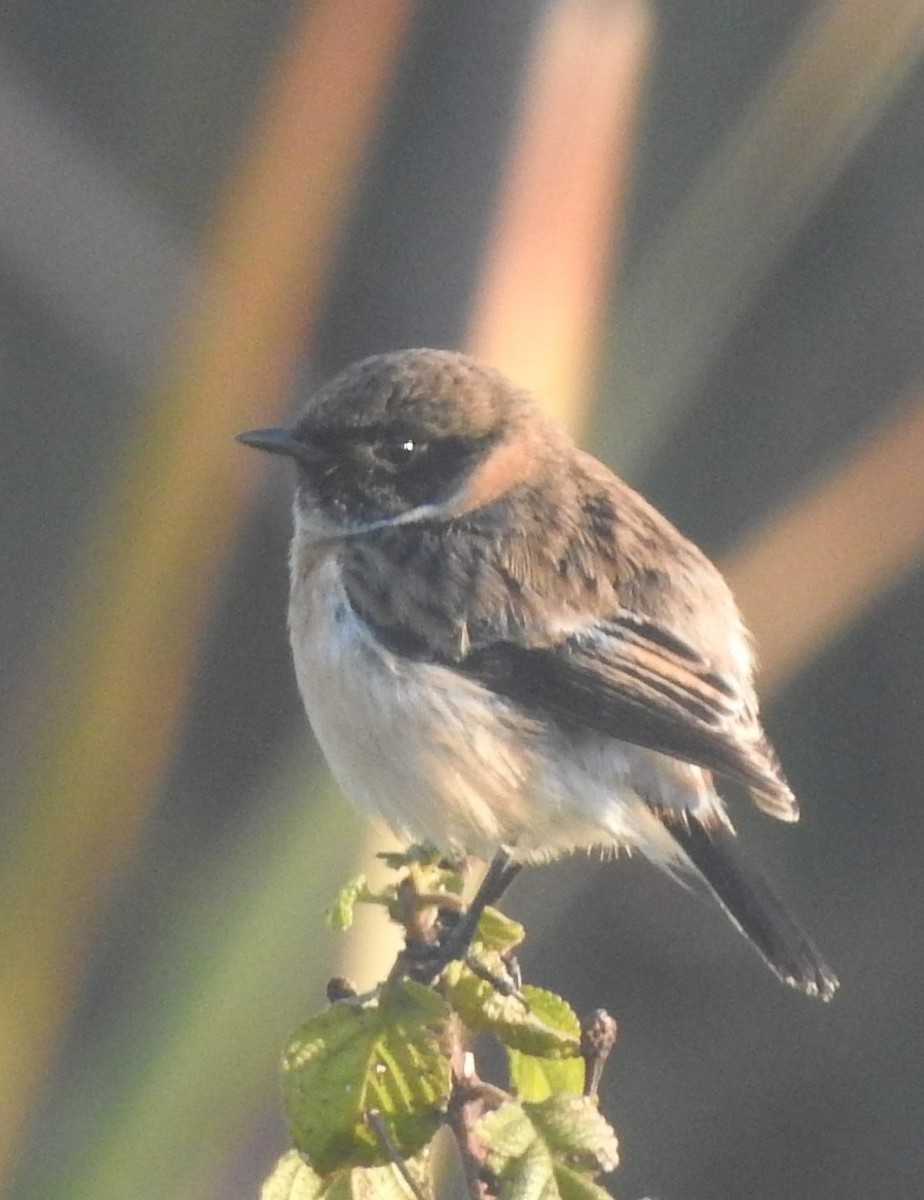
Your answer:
446;1018;497;1200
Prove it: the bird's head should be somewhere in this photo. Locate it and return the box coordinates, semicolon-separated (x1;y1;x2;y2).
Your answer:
238;349;561;540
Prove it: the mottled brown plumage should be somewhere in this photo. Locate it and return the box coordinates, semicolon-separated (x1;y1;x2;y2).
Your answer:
238;348;838;999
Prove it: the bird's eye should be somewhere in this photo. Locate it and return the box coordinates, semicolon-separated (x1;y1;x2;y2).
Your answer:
378;435;427;468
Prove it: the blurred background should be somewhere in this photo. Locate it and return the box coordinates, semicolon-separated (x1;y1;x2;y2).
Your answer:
2;1;923;1197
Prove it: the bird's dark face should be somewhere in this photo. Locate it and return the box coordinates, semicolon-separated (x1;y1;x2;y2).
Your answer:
239;349;545;538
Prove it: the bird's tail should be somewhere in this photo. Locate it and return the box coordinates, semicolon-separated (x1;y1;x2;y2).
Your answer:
667;819;839;1001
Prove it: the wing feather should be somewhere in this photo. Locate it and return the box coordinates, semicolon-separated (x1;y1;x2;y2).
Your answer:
462;613;796;818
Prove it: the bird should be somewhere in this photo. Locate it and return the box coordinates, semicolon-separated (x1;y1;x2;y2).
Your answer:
238;347;838;1000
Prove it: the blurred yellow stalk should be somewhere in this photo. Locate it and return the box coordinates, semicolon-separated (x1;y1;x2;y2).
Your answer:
0;0;412;1186
469;0;652;433
727;388;924;692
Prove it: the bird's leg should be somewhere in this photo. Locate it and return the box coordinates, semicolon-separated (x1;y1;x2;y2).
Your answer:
435;848;522;968
463;949;523;999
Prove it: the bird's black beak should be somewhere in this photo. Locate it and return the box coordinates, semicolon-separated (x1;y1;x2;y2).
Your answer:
236;427;325;465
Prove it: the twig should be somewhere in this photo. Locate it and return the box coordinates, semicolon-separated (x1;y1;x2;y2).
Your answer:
445;1017;497;1200
366;1110;430;1200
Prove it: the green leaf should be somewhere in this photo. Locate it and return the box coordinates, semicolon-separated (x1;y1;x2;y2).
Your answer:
445;969;581;1060
527;1095;619;1174
282;980;452;1174
502;1140;557;1200
477;1096;618;1200
261;1149;433;1200
261;1151;324;1200
507;1049;585;1103
474;906;525;953
478;1103;550;1200
376;843;448;870
503;989;584;1101
327;876;369;932
551;1164;614;1200
478;1100;538;1163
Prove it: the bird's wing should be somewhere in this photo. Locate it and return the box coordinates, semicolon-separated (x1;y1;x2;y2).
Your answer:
340;522;796;819
461;612;796;817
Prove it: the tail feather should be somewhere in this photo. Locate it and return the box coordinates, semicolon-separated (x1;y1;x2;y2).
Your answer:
668;819;839;1001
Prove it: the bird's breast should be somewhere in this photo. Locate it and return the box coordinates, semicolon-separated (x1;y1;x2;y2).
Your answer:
287;548;549;855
